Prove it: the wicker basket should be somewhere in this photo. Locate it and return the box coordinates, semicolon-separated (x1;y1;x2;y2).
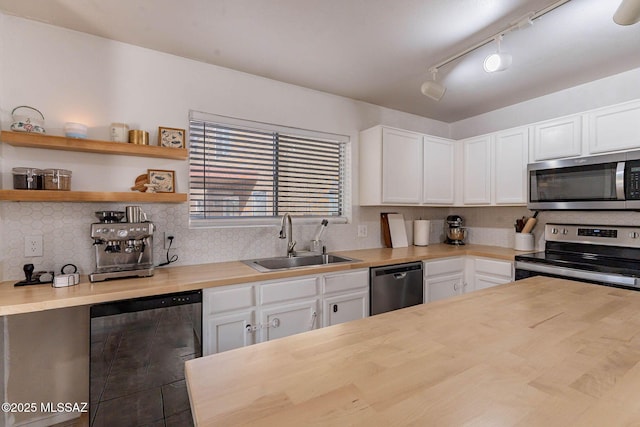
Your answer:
10;106;46;133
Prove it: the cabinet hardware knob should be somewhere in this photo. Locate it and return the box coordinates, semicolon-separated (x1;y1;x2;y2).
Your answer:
333;304;338;313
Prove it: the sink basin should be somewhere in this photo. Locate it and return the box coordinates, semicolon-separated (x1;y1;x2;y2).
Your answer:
244;254;358;272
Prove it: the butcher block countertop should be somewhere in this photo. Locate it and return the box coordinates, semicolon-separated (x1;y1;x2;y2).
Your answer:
185;276;640;426
0;244;522;316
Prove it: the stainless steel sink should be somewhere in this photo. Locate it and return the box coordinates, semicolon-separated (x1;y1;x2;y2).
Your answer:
244;254;358;272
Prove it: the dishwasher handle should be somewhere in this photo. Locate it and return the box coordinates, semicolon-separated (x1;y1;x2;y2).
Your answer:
393;272;407;280
372;261;423;277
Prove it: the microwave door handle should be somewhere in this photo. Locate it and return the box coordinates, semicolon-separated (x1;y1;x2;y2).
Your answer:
616;162;626;200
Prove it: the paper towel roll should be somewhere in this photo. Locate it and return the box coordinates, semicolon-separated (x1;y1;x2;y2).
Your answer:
414;220;430;246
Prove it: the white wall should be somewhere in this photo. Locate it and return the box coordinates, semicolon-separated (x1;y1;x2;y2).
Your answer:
0;15;450;283
450;67;640;140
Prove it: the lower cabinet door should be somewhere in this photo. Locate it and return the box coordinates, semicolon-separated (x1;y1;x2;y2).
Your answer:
474;274;511;291
323;291;368;327
426;274;464;303
203;310;256;355
260;299;320;341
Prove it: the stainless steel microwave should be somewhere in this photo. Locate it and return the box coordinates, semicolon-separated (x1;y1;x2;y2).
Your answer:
528;150;640;210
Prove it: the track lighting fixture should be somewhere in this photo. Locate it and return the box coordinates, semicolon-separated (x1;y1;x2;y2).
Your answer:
483;36;512;73
421;0;571;100
421;68;446;101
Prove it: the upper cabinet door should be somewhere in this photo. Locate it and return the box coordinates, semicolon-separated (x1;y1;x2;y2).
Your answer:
588;100;640;155
463;136;491;205
423;136;455;204
494;127;529;205
531;115;582;161
381;128;423;204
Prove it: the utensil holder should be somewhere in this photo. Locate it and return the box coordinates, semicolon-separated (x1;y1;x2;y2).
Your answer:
515;233;534;251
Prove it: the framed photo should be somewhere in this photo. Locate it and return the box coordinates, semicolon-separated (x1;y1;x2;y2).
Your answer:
158;127;185;148
148;169;175;193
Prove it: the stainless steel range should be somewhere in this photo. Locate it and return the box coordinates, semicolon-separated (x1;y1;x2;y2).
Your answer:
90;215;154;282
515;223;640;289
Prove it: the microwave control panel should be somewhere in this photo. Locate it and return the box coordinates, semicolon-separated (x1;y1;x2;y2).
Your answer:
626;160;640;200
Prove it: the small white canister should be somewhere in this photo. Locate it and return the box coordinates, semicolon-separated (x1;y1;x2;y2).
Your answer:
110;122;129;142
515;233;534;251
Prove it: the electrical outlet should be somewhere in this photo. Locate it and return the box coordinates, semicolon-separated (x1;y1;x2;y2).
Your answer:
24;235;43;257
164;231;177;249
357;224;368;238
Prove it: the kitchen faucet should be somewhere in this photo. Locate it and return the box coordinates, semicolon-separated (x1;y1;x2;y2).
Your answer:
279;213;296;257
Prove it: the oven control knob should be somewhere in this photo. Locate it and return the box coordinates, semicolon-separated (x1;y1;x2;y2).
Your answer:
562;228;568;235
630;232;639;239
551;227;559;235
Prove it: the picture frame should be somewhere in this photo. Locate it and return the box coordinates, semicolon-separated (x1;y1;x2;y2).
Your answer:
158;127;185;148
147;169;175;193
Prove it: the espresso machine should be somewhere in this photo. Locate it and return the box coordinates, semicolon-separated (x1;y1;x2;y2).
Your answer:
90;210;154;282
445;215;467;245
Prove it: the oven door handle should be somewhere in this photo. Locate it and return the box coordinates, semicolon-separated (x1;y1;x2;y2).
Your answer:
515;261;639;288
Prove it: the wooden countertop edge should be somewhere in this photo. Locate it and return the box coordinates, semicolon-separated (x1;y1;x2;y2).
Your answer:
0;244;530;316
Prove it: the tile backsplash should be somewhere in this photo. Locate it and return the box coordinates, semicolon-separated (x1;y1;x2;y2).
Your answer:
4;201;637;281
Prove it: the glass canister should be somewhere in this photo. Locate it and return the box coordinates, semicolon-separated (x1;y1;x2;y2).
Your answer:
12;167;43;190
43;169;72;191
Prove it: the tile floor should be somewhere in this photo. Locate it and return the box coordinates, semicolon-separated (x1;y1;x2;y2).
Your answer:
90;303;200;427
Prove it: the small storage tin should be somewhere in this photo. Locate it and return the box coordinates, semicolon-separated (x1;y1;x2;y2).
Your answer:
12;167;44;190
43;169;72;191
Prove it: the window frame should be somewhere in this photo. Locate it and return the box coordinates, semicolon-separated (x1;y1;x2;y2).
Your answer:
188;111;350;228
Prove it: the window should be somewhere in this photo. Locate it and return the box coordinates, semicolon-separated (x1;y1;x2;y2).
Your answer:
189;112;348;226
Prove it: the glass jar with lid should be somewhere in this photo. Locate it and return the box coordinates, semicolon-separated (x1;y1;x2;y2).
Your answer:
43;169;72;191
12;167;43;190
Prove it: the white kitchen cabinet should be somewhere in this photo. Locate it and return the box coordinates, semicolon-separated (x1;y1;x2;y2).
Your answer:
381;128;423;203
204;310;257;355
324;291;368;326
425;273;465;302
322;269;369;326
587;100;640;154
423;136;455;204
203;269;369;354
202;284;257;356
493;127;529;205
424;257;467;302
260;299;320;341
359;126;423;205
468;257;513;292
531;115;582;161
462;136;492;205
424;256;513;302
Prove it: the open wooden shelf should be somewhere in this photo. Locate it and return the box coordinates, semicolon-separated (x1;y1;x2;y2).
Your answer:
0;190;187;203
0;131;188;160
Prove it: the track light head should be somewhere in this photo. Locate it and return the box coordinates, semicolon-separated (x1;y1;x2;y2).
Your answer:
421;68;446;101
614;0;640;25
484;36;512;73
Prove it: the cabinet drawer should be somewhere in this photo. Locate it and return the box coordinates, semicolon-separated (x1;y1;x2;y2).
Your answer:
424;257;465;276
261;276;319;305
204;285;256;315
474;258;513;279
323;269;368;294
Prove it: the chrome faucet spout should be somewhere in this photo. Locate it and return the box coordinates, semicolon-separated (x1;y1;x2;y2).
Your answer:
279;213;296;257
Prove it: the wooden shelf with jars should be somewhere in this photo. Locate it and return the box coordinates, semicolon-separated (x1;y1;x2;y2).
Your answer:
0;131;188;160
1;131;188;203
0;190;187;203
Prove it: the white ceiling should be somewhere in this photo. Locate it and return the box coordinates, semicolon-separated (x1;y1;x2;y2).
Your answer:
0;0;639;123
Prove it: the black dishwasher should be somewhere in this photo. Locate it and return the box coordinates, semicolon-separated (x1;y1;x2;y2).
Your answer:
370;262;424;315
89;290;202;426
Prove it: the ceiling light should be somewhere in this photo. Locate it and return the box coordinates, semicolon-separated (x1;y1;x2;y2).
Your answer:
614;0;640;25
421;68;446;101
483;36;512;73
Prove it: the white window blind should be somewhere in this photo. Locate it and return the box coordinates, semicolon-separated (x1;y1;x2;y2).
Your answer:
189;113;347;226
